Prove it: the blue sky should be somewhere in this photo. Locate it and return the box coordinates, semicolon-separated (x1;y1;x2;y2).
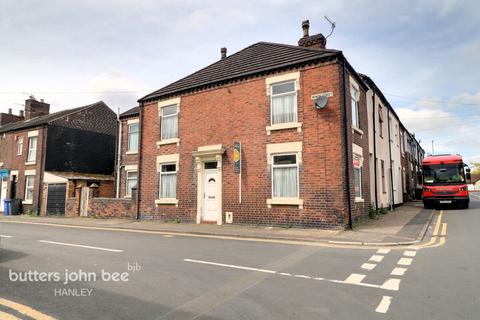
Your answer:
1;0;479;166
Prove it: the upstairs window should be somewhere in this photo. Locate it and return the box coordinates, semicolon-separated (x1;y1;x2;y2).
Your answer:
160;105;178;140
272;154;299;198
127;123;139;152
351;86;360;128
159;163;177;199
271;81;297;125
17;137;23;156
27;136;37;162
378;107;384;138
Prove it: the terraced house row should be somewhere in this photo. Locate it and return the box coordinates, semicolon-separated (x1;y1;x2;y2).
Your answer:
0;20;424;228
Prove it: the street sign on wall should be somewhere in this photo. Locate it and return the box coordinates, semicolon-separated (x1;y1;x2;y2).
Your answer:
233;142;241;174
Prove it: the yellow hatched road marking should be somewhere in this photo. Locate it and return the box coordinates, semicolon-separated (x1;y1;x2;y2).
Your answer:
0;298;56;320
0;310;21;320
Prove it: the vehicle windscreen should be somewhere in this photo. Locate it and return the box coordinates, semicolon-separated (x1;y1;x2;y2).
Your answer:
423;164;465;185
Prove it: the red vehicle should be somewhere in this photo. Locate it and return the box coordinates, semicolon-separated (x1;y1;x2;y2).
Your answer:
422;154;471;209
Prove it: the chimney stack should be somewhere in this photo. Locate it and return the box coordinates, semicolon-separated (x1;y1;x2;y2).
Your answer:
221;47;227;59
8;108;12;115
24;97;50;120
19;110;24;118
302;20;309;37
298;19;327;49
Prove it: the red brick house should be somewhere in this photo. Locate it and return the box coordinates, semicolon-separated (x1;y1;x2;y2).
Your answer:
134;21;371;228
0;98;117;215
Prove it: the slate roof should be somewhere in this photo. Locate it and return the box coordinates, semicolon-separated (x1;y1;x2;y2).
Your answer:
0;101;106;133
139;42;341;102
120;106;139;119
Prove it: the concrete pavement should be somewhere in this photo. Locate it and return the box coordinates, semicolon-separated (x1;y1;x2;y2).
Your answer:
0;201;432;246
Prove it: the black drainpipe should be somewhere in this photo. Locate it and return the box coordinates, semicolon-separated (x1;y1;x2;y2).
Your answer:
136;101;144;220
37;124;47;216
387;108;395;209
340;56;353;229
372;91;379;210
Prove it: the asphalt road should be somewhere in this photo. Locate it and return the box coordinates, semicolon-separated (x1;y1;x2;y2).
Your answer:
0;195;479;319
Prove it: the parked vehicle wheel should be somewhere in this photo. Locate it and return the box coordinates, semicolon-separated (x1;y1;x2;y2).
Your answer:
424;201;434;209
460;201;469;209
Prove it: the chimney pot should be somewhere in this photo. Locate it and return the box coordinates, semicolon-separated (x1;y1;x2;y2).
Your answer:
40;98;44;102
302;20;310;37
19;110;24;117
221;47;227;59
8;108;12;115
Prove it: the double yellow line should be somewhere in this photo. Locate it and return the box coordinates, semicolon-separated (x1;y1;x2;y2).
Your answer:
0;297;56;320
416;210;447;249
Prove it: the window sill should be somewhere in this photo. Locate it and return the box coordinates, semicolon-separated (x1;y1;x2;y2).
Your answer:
355;197;364;203
266;122;302;135
124;196;132;199
155;198;179;206
22;200;33;205
352;127;364;135
267;198;303;209
126;151;138;155
156;138;180;147
25;161;36;166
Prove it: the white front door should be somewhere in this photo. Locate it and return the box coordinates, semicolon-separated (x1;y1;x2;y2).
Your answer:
0;176;8;212
203;170;219;221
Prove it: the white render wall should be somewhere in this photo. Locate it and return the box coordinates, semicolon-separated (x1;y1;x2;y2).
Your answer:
388;113;403;205
366;88;394;209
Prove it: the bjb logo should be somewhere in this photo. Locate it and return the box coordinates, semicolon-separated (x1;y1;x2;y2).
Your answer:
127;262;141;273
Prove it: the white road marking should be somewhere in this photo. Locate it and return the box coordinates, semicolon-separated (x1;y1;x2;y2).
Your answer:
377;248;391;254
376;296;393;314
345;273;366;284
184;259;397;291
390;267;407;276
294;275;311;279
361;263;377;271
183;259;277;274
38;240;123;253
381;278;401;291
398;257;413;266
0;235;12;238
369;255;384;262
403;250;416;257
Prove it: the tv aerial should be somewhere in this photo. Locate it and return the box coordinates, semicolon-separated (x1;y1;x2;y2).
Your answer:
324;16;336;39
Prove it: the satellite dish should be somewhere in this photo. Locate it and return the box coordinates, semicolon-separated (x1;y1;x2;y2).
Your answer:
315;95;328;109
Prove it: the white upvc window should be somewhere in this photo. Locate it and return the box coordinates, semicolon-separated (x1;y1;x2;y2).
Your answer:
17;137;23;155
127;123;139;152
271;154;299;198
160;105;178;140
25;175;34;201
351;86;360;128
159;163;177;199
353;156;363;200
27;136;37;162
270;81;297;125
125;171;138;197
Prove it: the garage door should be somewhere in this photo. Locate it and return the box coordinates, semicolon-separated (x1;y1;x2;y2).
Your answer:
47;184;67;215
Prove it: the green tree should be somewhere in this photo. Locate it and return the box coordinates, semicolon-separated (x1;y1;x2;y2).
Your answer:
471;162;480;174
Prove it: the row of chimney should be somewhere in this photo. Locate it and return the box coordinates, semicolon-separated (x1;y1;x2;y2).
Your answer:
219;20;327;59
0;97;50;127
